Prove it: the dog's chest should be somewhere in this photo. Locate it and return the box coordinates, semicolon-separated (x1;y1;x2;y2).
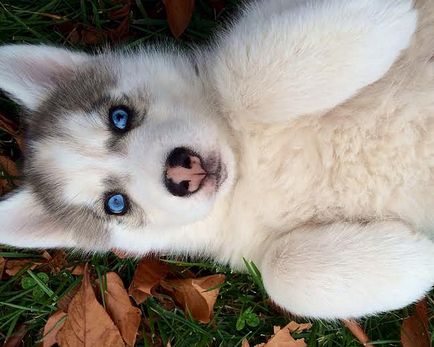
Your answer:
228;111;434;235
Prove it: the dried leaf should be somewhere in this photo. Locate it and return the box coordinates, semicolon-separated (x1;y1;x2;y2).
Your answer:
42;310;67;347
107;17;130;42
265;325;306;347
161;274;225;323
57;264;124;347
81;27;105;45
5;259;39;276
128;257;169;304
0;256;5;279
0;112;24;151
106;0;131;42
401;299;430;347
286;321;313;333
252;322;310;347
0;155;18;176
3;324;27;347
0;112;19;136
163;0;195;38
108;0;131;20
242;338;250;347
39;250;68;274
48;250;68;274
0;155;19;195
65;27;80;45
70;263;85;276
63;24;105;45
57;286;80;312
342;319;374;347
100;272;141;347
41;251;52;261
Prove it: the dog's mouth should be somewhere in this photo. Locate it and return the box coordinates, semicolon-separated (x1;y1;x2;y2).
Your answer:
164;147;227;197
203;156;227;190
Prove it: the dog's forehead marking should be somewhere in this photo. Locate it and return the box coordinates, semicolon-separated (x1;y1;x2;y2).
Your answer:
28;61;116;141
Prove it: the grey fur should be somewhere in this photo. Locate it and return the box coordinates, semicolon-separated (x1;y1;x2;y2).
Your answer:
23;56;146;248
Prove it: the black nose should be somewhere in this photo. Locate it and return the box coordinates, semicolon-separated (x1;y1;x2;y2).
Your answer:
164;147;206;197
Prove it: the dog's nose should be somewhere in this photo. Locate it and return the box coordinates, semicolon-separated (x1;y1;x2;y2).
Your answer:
165;147;206;197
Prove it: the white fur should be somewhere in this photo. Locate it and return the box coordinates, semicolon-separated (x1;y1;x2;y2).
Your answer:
0;0;433;319
0;189;76;248
261;221;434;318
0;45;86;110
212;0;417;122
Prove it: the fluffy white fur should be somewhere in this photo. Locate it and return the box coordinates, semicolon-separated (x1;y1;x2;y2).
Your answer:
0;0;433;319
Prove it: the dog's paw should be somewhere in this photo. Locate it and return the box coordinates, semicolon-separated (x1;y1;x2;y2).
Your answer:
261;221;434;318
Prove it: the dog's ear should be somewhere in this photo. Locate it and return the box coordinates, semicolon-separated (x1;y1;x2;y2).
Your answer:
0;44;89;110
0;188;75;249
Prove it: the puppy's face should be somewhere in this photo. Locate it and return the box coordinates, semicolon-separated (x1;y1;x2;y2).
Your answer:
0;45;236;251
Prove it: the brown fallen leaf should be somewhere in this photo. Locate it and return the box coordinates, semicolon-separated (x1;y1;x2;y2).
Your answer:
342;319;374;347
99;272;141;347
41;251;52;261
106;0;132;42
268;324;307;347
4;259;40;277
48;250;68;274
0;256;5;279
401;299;431;347
0;112;19;136
0;112;24;151
286;321;313;333
69;263;85;276
163;0;195;38
63;23;106;46
161;274;225;323
0;155;18;176
39;250;68;274
251;322;311;347
242;338;250;347
81;27;105;45
128;257;169;304
42;310;67;347
57;264;124;347
0;155;20;195
3;324;27;347
57;286;80;312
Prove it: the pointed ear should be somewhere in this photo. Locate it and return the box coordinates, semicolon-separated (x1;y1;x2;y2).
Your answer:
0;188;76;249
0;44;89;110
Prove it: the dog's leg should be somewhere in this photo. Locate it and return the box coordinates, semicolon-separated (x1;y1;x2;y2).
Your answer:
260;221;434;318
212;0;417;123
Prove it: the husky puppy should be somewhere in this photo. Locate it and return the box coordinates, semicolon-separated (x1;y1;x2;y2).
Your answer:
0;0;433;319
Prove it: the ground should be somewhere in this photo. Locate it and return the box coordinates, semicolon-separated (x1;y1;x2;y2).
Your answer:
0;1;433;346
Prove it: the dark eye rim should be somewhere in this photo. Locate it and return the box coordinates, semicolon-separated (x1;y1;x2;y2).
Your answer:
104;192;129;216
108;105;133;133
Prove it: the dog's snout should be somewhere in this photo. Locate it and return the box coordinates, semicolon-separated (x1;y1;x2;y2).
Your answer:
165;147;206;197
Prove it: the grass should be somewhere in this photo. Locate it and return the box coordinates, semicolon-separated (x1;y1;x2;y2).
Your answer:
0;0;433;346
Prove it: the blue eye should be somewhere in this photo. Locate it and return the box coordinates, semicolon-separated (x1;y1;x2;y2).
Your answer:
109;106;130;131
105;193;127;215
